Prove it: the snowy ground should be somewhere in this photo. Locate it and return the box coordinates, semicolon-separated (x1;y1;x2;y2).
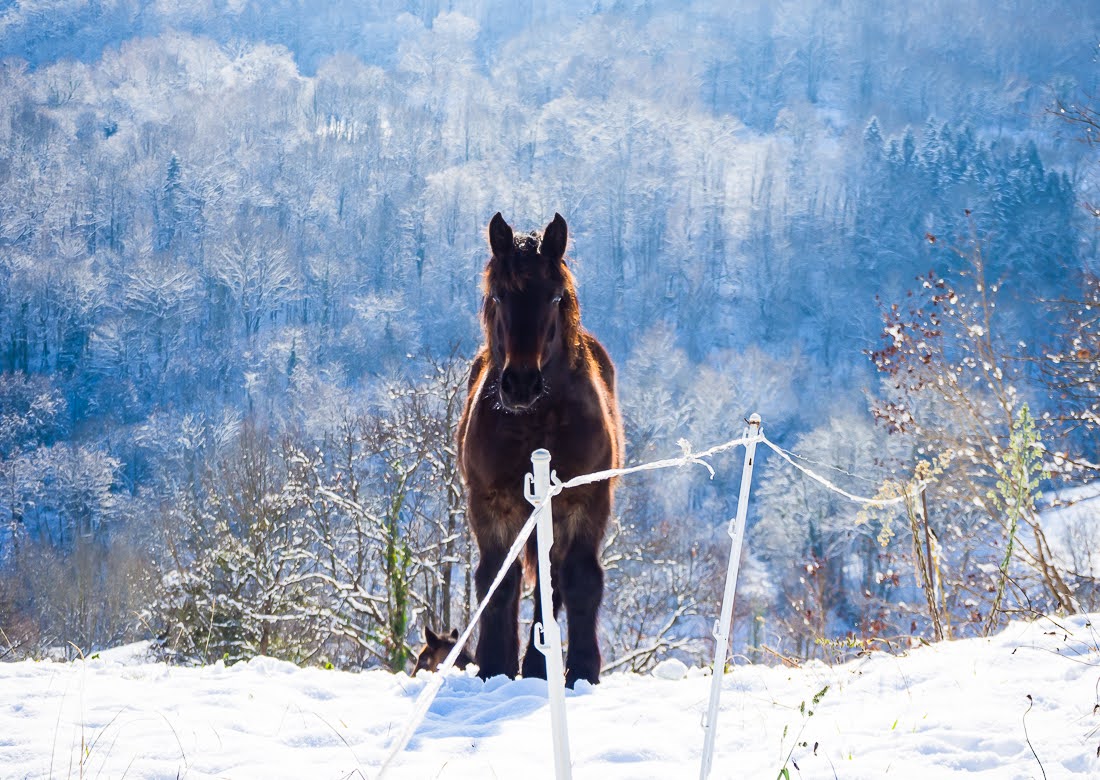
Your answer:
1;614;1098;779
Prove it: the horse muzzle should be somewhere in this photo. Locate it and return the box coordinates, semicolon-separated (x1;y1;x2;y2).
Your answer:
499;364;544;412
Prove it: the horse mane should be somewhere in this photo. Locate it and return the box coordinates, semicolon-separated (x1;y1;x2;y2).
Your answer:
480;230;585;369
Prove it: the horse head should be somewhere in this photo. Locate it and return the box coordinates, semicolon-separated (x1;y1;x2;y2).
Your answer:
483;212;581;413
413;626;473;675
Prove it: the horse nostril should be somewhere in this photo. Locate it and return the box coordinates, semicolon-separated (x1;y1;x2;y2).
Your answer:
500;368;519;398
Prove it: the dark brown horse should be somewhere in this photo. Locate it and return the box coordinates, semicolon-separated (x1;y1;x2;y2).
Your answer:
457;212;622;687
413;626;474;675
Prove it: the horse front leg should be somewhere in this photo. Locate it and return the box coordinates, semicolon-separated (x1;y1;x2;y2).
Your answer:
474;546;522;680
520;540;563;680
561;544;604;687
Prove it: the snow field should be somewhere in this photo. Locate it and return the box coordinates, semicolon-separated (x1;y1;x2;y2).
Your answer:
0;614;1097;778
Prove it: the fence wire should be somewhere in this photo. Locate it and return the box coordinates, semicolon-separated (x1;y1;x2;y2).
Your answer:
757;436;919;507
379;425;920;776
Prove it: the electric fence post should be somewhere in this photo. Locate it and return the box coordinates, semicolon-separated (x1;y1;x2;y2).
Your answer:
699;414;762;779
525;448;572;780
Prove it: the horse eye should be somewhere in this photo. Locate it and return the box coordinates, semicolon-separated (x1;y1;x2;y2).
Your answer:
551;295;562;305
491;295;501;305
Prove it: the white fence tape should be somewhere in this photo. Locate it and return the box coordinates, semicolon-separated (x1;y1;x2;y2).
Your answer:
758;436;920;507
379;420;916;778
378;484;549;777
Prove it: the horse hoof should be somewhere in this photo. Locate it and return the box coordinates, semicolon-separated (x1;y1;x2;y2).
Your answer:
477;669;517;682
565;671;600;689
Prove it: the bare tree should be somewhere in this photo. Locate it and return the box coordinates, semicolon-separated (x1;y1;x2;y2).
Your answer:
870;243;1077;631
209;229;297;341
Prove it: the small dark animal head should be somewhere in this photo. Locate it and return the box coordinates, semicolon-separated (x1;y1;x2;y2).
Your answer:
413;626;473;675
483;212;582;413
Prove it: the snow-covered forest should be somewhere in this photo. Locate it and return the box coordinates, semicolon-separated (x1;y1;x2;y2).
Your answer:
1;0;1098;673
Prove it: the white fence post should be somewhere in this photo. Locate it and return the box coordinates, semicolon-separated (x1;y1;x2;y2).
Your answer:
524;448;572;780
699;414;762;780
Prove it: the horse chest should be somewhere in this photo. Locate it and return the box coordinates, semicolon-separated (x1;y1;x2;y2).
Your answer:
466;394;610;492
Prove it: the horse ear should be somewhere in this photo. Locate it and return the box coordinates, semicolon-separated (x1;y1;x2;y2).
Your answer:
449;628;459;640
425;626;441;646
540;213;568;259
488;212;514;257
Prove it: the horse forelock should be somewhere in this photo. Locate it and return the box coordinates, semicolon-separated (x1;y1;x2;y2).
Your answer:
483;232;544;291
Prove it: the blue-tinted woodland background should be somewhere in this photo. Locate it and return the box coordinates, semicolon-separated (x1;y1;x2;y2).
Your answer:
1;0;1098;670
